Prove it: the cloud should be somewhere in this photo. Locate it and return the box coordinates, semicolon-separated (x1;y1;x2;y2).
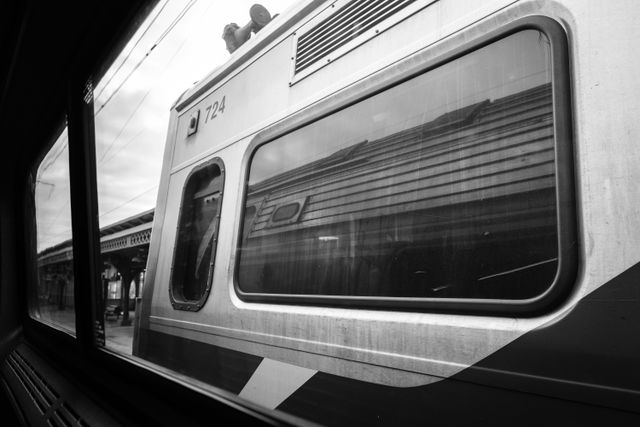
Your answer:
36;0;298;250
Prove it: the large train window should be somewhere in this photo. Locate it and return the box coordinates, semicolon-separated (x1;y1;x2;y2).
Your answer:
32;125;76;334
170;159;225;311
238;27;574;313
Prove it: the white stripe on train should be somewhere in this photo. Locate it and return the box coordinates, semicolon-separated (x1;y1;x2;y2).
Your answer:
239;358;317;409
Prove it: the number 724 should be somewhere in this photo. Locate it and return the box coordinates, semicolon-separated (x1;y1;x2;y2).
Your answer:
204;96;226;124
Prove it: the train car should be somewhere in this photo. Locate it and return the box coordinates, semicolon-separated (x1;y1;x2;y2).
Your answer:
129;0;640;424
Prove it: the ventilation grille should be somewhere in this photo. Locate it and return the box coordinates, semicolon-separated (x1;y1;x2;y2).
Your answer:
5;350;89;427
295;0;418;73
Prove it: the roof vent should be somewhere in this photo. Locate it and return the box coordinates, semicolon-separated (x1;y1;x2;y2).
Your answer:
294;0;418;74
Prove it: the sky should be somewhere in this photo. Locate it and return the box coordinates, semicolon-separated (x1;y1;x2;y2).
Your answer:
35;0;299;252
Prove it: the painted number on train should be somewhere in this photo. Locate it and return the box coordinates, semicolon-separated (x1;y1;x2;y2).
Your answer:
204;96;226;124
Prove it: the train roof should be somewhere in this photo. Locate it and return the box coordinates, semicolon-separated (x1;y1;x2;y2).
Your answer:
173;0;326;112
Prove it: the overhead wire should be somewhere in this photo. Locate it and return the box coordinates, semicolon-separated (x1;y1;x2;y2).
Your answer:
98;185;159;221
39;0;201;243
95;0;197;162
100;129;144;165
97;90;153;162
154;0;196;46
37;0;185;176
94;2;209;224
37;132;69;178
96;30;192;163
93;0;170;103
39;182;158;248
94;0;197;117
94;1;217;229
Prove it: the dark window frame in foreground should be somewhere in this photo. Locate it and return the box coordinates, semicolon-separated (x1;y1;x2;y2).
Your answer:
234;16;577;316
169;157;225;311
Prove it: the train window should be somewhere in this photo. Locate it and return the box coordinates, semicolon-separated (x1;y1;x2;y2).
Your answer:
170;159;224;310
238;29;569;308
268;197;308;227
272;203;300;222
91;0;235;352
32;126;76;335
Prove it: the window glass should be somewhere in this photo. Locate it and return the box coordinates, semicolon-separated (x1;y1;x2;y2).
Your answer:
33;127;75;334
93;0;230;353
171;161;223;309
272;203;301;223
92;0;297;354
243;206;257;241
239;30;558;301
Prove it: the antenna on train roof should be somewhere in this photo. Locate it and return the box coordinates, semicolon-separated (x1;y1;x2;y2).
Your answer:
222;4;274;54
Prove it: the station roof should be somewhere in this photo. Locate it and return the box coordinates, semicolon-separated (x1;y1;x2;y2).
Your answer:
38;208;155;257
99;208;155;238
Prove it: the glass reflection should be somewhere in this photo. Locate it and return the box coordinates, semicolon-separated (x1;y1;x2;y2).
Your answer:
172;164;223;305
239;30;558;300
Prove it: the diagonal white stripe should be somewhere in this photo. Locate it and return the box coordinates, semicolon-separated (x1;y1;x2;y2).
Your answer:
239;358;317;409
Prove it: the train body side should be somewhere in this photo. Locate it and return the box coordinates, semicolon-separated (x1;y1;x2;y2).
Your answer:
134;0;640;423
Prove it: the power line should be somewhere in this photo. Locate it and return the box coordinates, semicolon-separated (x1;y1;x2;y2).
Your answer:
39;226;73;244
38;133;69;177
94;0;198;163
43;184;160;238
37;1;180;175
101;129;144;164
97;90;152;162
43;1;199;171
38;180;155;246
99;185;159;220
43;2;195;222
93;0;170;103
97;21;194;165
38;0;201;231
42;195;71;229
39;183;157;244
94;0;197;117
155;0;196;46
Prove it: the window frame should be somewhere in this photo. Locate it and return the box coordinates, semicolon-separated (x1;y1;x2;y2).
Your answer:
234;16;577;316
169;157;225;311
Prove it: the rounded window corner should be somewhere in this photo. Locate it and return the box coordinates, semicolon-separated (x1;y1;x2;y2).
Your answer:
234;22;575;317
169;157;225;312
